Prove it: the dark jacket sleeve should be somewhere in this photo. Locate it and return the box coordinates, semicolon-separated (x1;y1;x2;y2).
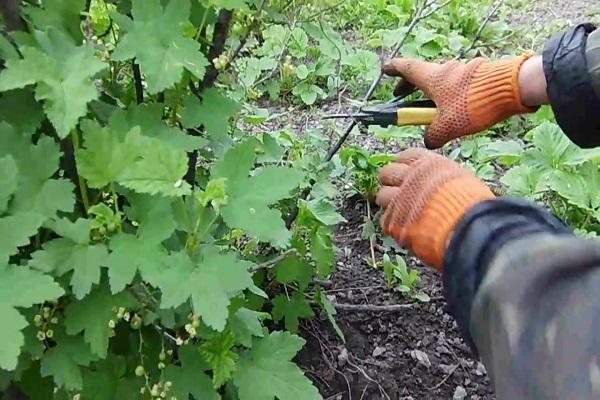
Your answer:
443;198;600;399
543;24;600;148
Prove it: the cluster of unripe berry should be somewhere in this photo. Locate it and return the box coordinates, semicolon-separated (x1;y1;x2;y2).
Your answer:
34;305;58;342
108;306;142;331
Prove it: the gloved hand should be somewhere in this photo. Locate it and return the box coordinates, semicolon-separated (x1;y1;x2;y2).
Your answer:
376;149;494;269
384;54;538;149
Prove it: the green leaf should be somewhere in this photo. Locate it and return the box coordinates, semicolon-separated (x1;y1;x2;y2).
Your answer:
112;0;209;93
500;165;546;199
118;138;191;197
200;330;239;388
0;265;64;370
0;89;45;136
271;293;314;333
229;308;268;348
274;255;313;291
292;83;322;105
0;155;18;213
40;334;98;391
483;139;523;166
81;355;127;400
0;123;72;218
233;331;321;400
109;103;208;152
548;163;600;211
30;230;108;299
208;0;249;10
0;29;106;137
304;199;346;225
0;212;44;264
24;0;86;41
212;141;304;247
64;284;136;358
181;89;241;141
163;345;220;400
158;248;254;331
522;122;584;171
311;226;334;278
0;306;27;372
106;233;169;293
76;121;140;189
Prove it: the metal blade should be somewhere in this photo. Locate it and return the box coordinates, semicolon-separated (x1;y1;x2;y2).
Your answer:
322;113;370;120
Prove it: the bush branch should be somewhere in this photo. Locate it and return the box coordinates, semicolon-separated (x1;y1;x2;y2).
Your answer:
249;249;300;273
199;9;233;91
132;61;144;104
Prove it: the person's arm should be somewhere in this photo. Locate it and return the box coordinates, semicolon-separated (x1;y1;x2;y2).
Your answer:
377;150;600;399
384;24;600;149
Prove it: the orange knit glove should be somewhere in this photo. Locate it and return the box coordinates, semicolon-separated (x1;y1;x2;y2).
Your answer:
383;55;538;149
376;149;494;270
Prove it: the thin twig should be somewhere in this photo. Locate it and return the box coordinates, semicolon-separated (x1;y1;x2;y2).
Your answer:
330;302;414;312
325;0;451;161
458;0;505;58
248;248;300;273
426;364;459;390
132;61;144;104
221;0;266;73
366;201;378;268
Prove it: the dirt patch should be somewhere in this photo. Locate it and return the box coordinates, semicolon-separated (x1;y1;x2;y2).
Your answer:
507;0;596;30
297;197;494;400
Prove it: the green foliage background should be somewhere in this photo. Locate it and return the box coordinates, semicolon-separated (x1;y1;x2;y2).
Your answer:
2;0;595;398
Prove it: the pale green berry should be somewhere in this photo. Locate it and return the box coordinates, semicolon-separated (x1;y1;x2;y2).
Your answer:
159;350;166;361
46;329;54;338
33;314;43;326
150;385;160;397
167;349;173;356
134;365;145;377
123;312;130;322
158;362;165;370
73;394;81;400
108;320;116;328
36;331;46;341
175;337;183;346
165;381;172;388
50;317;58;324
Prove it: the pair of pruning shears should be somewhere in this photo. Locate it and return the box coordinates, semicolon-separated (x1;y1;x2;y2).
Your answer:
323;85;438;127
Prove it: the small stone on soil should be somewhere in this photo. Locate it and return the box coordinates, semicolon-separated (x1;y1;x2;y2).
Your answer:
453;385;468;400
410;349;431;368
372;345;386;357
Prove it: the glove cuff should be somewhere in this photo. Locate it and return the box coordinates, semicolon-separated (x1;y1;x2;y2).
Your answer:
405;176;495;269
467;54;539;130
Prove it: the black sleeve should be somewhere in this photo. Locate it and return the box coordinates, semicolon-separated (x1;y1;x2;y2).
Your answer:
442;197;571;351
442;198;600;399
543;23;600;148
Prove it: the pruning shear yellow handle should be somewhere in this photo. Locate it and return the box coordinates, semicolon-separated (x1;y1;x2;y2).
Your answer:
397;107;437;126
323;99;437;127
